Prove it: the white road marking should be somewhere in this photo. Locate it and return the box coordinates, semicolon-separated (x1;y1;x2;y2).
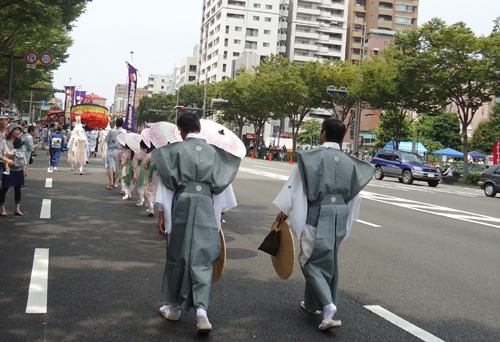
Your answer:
45;178;52;188
239;167;289;181
365;305;445;342
26;248;49;314
361;191;500;229
356;219;381;228
40;199;51;219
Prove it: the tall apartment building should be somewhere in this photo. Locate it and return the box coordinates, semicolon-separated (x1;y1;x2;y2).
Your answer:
198;0;282;84
286;0;349;64
346;0;419;61
147;74;175;96
112;84;147;114
175;51;199;89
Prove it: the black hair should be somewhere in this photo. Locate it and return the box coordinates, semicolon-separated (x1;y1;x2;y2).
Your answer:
115;117;124;128
321;118;345;144
28;126;36;133
140;141;148;150
177;113;200;134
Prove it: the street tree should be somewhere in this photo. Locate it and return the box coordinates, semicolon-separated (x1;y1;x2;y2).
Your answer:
412;113;462;151
373;109;412;149
394;18;500;180
297;119;321;146
256;56;322;153
136;94;177;125
471;104;500;153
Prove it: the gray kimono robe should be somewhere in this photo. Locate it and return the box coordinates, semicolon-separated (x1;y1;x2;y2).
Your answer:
152;137;240;311
297;147;374;311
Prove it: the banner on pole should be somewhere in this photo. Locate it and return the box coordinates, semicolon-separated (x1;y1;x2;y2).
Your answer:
64;86;75;125
124;62;137;132
75;90;86;105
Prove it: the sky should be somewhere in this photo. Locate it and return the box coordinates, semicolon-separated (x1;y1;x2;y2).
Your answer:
52;0;500;107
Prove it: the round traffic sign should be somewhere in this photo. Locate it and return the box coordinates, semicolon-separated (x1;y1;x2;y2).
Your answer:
25;51;38;64
2;99;11;108
40;53;53;66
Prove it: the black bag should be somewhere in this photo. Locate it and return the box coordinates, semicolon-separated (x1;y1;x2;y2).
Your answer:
258;223;281;257
29;154;34;164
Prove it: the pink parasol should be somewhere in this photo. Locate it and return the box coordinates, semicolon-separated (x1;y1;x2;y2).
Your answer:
200;119;246;159
150;121;182;148
141;128;151;148
125;133;142;153
117;133;127;146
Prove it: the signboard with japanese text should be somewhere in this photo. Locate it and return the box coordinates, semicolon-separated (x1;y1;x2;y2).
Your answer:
493;141;500;165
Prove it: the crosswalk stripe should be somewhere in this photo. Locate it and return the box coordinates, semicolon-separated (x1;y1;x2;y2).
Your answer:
45;178;52;188
26;248;49;314
365;305;445;342
357;219;381;228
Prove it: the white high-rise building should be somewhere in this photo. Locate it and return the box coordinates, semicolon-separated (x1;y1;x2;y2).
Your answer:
147;74;175;96
286;0;349;64
198;0;282;84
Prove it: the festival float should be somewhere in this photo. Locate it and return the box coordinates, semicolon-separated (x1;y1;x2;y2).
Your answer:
70;103;109;128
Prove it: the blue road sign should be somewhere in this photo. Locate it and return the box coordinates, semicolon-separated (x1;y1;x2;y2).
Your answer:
41;100;46;105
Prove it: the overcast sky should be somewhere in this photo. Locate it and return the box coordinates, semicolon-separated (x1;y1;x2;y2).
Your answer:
52;0;500;107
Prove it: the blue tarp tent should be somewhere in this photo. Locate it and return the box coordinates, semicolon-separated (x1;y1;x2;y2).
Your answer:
430;148;464;158
469;151;487;159
383;141;428;153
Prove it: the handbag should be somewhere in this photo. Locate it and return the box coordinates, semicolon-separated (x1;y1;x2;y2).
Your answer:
258;222;282;257
29;154;34;164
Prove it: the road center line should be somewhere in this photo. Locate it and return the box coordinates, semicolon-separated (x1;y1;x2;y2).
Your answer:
356;219;381;228
45;178;52;188
40;199;51;219
26;248;49;314
364;305;445;342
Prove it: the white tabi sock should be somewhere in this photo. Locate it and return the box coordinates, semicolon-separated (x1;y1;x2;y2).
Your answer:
322;303;337;324
196;308;209;322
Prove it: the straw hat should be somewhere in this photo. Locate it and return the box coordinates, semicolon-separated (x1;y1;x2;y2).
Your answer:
212;229;226;283
271;221;295;280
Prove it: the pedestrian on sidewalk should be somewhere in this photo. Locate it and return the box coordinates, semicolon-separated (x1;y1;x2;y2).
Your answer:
273;118;374;331
0;124;26;216
105;117;126;189
22;126;38;166
153;113;240;335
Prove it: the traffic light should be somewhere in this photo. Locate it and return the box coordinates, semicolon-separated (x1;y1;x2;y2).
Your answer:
174;106;185;110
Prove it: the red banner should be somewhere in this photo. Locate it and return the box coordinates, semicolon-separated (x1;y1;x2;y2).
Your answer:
493;141;500;165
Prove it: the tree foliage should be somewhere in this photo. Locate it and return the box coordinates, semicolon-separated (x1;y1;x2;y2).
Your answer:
394;18;500;180
373;109;412;149
412;113;462;151
471;104;500;153
297;119;321;146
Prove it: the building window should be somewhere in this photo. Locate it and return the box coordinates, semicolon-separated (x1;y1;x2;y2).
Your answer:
227;13;244;19
223;64;227;72
233;52;240;57
246;28;258;37
234;39;241;44
223;51;228;59
370;15;374;20
235;26;242;32
225;38;228;47
263;42;270;47
161;86;164;89
225;25;230;33
266;4;272;9
265;17;271;22
254;3;260;8
180;66;186;74
395;17;413;25
189;65;197;72
245;41;257;49
264;29;271;35
253;16;260;21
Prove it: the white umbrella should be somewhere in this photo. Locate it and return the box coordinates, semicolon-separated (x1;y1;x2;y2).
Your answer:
150;121;181;148
200;119;246;159
141;128;151;148
125;133;142;153
117;133;127;146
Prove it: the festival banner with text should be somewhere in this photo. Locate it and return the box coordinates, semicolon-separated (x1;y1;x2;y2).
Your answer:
124;62;137;132
75;90;86;105
64;86;75;125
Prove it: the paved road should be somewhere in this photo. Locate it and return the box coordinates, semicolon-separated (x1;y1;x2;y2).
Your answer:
1;154;499;341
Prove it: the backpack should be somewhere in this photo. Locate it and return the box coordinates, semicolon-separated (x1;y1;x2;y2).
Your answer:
51;137;62;149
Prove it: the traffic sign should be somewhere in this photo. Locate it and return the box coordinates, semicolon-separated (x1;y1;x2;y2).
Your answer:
493;141;500;165
26;64;36;69
40;53;53;66
2;100;11;108
41;100;46;105
25;51;38;64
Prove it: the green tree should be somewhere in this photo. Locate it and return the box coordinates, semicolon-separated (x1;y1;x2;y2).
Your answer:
373;109;412;149
297;119;321;146
471;104;500;153
412;113;462;151
256;56;323;153
394;18;500;180
136;94;177;125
